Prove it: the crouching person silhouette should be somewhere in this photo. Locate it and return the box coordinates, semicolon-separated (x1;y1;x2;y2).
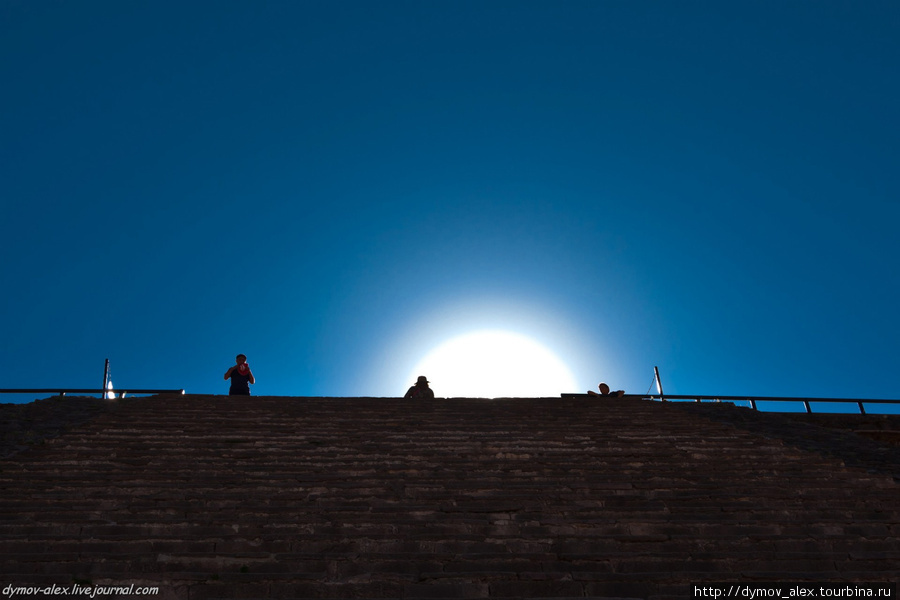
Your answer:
588;382;624;397
224;354;255;396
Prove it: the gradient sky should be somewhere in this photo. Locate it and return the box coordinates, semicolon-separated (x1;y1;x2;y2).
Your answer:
2;1;898;407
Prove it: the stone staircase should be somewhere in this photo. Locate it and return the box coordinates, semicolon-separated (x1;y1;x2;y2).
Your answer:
1;395;898;599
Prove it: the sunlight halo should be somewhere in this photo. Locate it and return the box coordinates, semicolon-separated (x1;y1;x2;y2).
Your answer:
406;330;577;398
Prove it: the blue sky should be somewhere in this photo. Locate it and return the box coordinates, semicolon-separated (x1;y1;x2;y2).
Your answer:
2;1;898;407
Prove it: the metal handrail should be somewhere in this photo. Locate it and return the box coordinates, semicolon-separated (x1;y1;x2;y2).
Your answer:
643;394;900;415
0;388;185;398
561;393;899;415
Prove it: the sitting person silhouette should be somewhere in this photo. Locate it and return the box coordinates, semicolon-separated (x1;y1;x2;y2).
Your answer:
404;375;435;399
588;382;624;397
224;354;255;396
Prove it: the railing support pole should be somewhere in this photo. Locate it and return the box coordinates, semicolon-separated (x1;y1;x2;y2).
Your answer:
654;366;665;402
102;359;110;400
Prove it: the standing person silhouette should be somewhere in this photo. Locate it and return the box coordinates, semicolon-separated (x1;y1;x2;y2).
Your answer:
224;354;255;396
404;375;434;399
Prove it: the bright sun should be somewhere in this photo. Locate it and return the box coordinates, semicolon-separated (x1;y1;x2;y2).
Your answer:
406;329;578;398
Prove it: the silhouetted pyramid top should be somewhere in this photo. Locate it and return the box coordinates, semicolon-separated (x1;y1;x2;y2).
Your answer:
1;395;898;599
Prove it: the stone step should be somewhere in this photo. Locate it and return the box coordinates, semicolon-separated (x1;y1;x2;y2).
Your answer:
2;395;897;598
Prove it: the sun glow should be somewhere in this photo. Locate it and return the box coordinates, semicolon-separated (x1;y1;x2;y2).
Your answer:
406;329;578;398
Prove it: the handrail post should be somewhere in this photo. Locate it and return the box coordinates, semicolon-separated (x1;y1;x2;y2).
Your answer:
102;359;110;400
654;366;665;402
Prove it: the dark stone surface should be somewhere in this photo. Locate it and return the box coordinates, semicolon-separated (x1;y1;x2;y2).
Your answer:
0;395;121;458
1;395;898;599
670;401;900;479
